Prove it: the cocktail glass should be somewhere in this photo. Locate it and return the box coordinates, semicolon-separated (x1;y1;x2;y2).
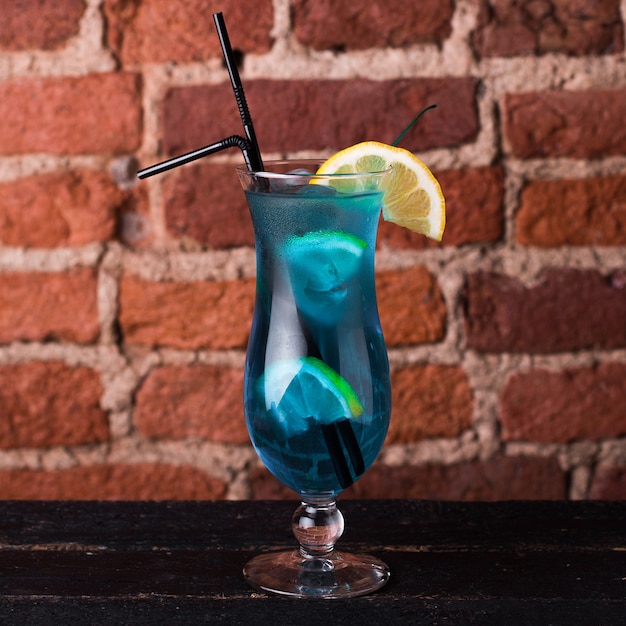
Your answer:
237;160;392;598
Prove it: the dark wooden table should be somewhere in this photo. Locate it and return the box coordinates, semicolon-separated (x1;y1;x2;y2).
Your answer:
1;500;625;624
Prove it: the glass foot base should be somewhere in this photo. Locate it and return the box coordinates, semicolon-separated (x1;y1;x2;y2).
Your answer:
243;550;390;598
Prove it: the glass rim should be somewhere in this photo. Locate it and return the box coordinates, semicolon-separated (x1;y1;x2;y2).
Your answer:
236;159;391;180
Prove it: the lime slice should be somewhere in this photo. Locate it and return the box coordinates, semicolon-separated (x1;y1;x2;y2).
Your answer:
282;230;366;324
316;141;445;241
256;357;364;438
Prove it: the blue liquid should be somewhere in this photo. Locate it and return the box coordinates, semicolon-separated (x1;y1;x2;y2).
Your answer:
244;185;391;498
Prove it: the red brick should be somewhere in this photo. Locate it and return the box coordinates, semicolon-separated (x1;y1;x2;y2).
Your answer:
0;362;108;449
589;466;626;500
162;163;254;248
473;0;623;58
119;275;255;350
0;73;142;155
387;365;473;443
464;269;626;353
517;175;626;247
292;0;453;50
377;266;447;347
345;456;568;500
250;456;568;500
503;89;626;159
0;171;125;247
378;166;504;249
162;79;478;157
0;268;99;344
104;0;273;65
0;464;227;500
501;362;626;443
0;0;85;51
135;365;247;444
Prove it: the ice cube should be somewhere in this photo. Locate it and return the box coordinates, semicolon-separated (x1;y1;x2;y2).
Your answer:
269;168;314;193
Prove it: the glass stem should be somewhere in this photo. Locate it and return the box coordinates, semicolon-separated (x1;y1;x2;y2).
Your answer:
292;497;344;559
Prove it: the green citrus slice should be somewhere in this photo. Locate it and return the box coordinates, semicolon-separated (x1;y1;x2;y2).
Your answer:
256;357;364;437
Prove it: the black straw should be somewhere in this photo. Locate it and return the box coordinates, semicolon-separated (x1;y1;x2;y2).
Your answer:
322;423;353;490
136;12;263;179
213;12;264;173
336;418;365;476
137;135;252;179
321;419;366;490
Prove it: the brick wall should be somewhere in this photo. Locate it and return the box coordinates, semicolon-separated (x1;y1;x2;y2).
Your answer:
1;0;625;501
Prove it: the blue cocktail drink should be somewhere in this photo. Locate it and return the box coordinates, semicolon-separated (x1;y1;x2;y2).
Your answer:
238;161;392;597
136;10;445;602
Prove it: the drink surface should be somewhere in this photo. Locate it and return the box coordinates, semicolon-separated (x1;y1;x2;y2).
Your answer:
244;182;391;498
